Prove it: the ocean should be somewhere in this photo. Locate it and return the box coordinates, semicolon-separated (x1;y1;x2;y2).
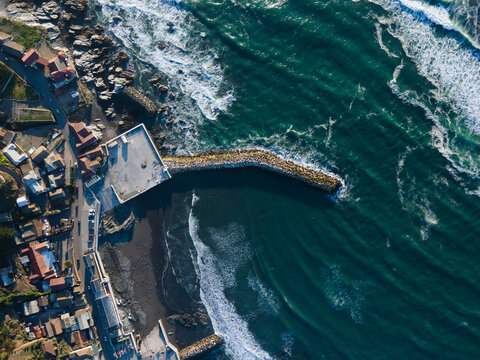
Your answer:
94;0;480;359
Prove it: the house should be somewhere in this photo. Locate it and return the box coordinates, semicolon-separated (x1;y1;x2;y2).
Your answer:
48;54;67;73
61;313;73;331
23;300;40;316
0;32;13;45
48;172;65;188
0;128;15;146
2;143;27;165
50;318;63;336
24;170;47;195
79;146;103;160
50;277;66;291
2;40;25;58
18;218;49;243
31;146;49;164
69;347;93;360
22;49;39;67
75;310;91;331
48;188;67;206
78;157;99;180
16;196;29;208
68;122;96;151
41;340;56;358
38;295;49;308
45;322;55;338
50;67;75;88
37;56;49;68
20;203;42;216
44;153;65;173
57;293;73;308
69;330;89;349
23;241;56;281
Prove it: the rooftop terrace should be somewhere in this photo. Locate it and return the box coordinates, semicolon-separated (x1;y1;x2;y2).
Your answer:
92;124;170;210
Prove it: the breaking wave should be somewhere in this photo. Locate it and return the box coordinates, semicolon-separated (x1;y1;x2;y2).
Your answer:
96;0;234;121
188;195;274;360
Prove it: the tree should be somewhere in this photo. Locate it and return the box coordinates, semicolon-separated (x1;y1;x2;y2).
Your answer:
63;260;72;269
0;227;15;257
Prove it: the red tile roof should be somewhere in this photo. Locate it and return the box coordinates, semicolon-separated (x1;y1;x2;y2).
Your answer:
50;66;75;84
26;242;55;281
50;277;66;291
22;49;39;66
68;122;97;150
37;56;49;66
79;158;96;179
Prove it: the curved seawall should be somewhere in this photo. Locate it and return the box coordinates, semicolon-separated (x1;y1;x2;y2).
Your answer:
163;150;341;193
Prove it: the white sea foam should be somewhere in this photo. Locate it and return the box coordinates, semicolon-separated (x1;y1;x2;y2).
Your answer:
398;0;455;30
188;196;274;360
247;273;280;316
387;52;480;197
371;0;480;135
96;0;234;121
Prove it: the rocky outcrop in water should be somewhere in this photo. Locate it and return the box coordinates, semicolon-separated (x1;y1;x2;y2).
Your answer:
179;335;224;360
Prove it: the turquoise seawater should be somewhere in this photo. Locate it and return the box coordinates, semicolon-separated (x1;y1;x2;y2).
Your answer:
96;0;480;358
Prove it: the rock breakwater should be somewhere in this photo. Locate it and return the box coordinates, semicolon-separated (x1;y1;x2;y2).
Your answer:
179;334;224;360
163;150;342;193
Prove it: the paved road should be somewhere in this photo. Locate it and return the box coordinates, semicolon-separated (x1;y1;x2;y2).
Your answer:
0;164;23;187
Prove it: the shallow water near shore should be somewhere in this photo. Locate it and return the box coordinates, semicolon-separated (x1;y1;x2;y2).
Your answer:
97;0;480;359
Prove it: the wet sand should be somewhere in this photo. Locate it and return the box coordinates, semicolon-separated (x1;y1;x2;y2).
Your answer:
99;191;214;350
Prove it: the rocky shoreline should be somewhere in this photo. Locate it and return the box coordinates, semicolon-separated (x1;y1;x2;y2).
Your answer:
164;149;342;193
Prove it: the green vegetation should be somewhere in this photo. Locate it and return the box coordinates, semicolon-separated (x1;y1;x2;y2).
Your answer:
0;61;12;91
53;137;66;149
17;109;52;122
0;155;11;167
0;226;15;257
0;17;44;49
0;289;51;308
3;77;39;101
0;319;24;359
0;172;17;213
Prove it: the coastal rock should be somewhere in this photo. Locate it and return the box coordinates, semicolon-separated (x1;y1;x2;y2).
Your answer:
41;1;60;20
100;205;135;235
179;335;224;360
114;51;129;67
69;25;83;33
167;313;197;328
64;0;87;20
73;37;92;49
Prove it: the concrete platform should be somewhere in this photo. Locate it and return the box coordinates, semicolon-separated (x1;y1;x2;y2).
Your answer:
95;124;170;210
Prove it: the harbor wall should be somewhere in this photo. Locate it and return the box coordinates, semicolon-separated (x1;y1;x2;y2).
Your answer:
163;150;342;193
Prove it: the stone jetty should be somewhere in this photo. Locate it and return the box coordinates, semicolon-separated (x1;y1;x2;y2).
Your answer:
179;334;224;360
163;149;342;193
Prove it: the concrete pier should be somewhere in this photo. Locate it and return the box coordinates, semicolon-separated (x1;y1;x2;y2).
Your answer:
163;150;341;193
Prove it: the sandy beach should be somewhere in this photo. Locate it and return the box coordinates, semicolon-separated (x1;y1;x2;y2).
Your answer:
98;192;214;350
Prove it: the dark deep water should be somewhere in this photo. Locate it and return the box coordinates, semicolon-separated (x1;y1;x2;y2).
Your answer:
96;0;480;358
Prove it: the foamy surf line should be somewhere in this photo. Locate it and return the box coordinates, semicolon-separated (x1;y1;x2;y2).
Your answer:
370;0;480;134
188;195;275;360
96;0;234;121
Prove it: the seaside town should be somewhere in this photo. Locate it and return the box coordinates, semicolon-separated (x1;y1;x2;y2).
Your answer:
0;3;341;360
